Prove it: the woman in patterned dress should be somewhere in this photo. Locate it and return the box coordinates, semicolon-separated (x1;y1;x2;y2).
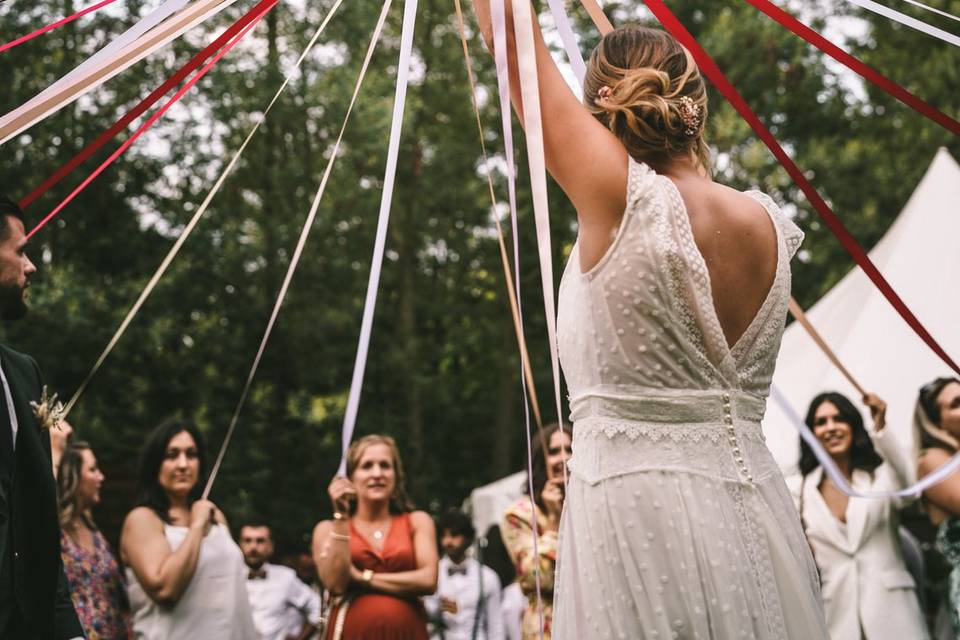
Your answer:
57;441;132;639
914;377;960;635
500;423;572;640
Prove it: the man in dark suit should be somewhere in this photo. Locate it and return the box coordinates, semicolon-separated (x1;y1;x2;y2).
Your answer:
0;195;83;639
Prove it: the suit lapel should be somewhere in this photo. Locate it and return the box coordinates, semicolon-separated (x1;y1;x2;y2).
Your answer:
845;470;872;551
805;468;855;552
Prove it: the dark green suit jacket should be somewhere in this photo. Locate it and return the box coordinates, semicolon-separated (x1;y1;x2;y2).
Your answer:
0;343;84;639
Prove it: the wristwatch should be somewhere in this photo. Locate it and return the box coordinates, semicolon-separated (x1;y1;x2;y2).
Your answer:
362;569;374;585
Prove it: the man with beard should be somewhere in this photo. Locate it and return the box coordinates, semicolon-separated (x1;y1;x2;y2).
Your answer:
426;510;504;640
240;521;321;640
0;195;83;639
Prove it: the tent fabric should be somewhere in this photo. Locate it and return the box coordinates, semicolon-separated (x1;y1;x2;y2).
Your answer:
763;148;960;477
468;470;526;537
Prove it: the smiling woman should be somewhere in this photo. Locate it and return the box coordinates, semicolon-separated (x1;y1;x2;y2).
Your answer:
119;418;257;639
312;434;437;640
791;392;928;640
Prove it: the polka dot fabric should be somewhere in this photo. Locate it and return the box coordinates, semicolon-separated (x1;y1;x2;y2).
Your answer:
553;158;827;639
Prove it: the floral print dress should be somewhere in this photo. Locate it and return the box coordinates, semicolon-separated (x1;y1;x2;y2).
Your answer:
937;516;960;637
61;528;133;640
501;497;559;640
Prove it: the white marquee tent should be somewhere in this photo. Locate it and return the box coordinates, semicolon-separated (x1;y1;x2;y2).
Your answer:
763;147;960;477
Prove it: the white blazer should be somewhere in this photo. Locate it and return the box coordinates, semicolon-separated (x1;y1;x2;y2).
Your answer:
787;429;929;640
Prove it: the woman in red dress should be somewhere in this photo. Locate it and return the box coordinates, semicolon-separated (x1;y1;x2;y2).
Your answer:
313;434;438;639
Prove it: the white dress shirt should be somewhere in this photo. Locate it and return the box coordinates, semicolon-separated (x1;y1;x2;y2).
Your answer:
426;556;504;640
499;582;524;640
245;562;321;640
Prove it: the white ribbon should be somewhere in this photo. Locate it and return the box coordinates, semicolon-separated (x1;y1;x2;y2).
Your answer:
203;0;392;497
770;384;960;498
63;0;346;417
0;0;238;144
544;0;586;82
842;0;960;47
336;0;419;475
898;0;960;24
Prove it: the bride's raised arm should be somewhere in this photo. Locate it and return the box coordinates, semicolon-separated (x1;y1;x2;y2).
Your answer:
470;0;628;233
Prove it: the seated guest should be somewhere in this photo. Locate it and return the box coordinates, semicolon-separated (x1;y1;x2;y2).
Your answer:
58;441;133;639
501;424;571;640
914;377;960;637
312;434;437;639
425;509;504;640
240;521;320;640
120;419;257;638
790;392;928;640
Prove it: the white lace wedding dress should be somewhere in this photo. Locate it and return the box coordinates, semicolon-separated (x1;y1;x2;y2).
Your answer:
552;158;828;639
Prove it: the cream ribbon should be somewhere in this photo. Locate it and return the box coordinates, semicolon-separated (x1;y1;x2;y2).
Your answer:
0;0;237;144
62;0;347;417
842;0;960;47
336;0;419;475
204;0;394;497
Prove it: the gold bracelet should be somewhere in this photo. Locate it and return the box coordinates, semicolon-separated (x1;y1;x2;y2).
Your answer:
329;531;350;542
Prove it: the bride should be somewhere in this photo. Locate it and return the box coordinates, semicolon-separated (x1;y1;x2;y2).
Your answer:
471;2;829;637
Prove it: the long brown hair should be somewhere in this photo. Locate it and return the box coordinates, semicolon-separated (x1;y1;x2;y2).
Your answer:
57;441;97;530
345;434;416;515
583;25;710;172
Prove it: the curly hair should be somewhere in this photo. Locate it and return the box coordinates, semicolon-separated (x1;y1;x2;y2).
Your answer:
798;392;883;476
583;25;709;172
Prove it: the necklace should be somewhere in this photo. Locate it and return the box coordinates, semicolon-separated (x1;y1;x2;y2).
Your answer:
373;530;384;541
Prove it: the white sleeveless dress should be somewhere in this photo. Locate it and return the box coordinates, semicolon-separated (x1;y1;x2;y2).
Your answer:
553;158;828;639
126;523;258;639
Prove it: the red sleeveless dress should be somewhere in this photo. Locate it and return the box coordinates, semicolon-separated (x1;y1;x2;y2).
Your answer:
327;513;429;640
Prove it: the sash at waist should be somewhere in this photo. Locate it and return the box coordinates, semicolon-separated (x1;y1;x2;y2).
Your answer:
569;388;767;424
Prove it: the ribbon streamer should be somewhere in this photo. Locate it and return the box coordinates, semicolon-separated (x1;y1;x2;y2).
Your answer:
21;0;279;215
0;0;123;54
786;298;867;399
898;0;960;24
0;0;237;144
24;0;278;242
203;0;394;497
543;0;586;82
744;0;959;136
771;385;960;498
638;0;960;378
841;0;960;47
511;0;568;467
61;0;346;416
336;0;419;476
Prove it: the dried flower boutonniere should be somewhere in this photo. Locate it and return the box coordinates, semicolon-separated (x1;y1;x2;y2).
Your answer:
30;386;66;431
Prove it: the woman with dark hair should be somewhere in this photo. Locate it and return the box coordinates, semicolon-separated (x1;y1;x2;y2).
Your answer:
500;423;571;640
914;377;960;635
119;418;256;638
469;0;827;633
58;441;132;639
791;392;927;640
312;434;437;639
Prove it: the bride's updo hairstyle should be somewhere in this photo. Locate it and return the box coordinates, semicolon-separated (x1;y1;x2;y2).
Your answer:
584;25;709;171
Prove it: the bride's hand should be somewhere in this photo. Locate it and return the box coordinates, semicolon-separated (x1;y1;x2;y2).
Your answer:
541;478;565;529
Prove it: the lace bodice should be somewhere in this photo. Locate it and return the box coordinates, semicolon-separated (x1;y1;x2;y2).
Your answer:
557;158;803;423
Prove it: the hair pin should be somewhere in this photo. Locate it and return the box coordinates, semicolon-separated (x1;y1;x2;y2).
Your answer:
678;95;703;137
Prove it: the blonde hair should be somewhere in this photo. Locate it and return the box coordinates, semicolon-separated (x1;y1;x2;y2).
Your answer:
57;441;96;530
583;25;709;171
345;434;416;514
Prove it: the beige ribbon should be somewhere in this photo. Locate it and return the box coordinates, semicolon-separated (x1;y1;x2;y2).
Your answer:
0;0;235;144
62;0;347;417
787;297;867;398
451;0;544;434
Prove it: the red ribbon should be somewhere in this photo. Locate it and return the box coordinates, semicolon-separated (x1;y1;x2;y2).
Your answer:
25;0;279;240
744;0;959;136
642;0;960;376
0;0;123;55
20;0;277;211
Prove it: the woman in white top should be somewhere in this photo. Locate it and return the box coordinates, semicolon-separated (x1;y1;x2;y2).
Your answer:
120;418;257;639
790;392;928;640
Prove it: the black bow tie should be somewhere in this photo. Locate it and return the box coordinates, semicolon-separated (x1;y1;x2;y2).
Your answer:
447;565;468;577
248;568;267;580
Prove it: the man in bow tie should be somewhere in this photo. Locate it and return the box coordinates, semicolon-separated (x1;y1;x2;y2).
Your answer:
0;196;83;640
426;509;504;640
240;521;321;640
